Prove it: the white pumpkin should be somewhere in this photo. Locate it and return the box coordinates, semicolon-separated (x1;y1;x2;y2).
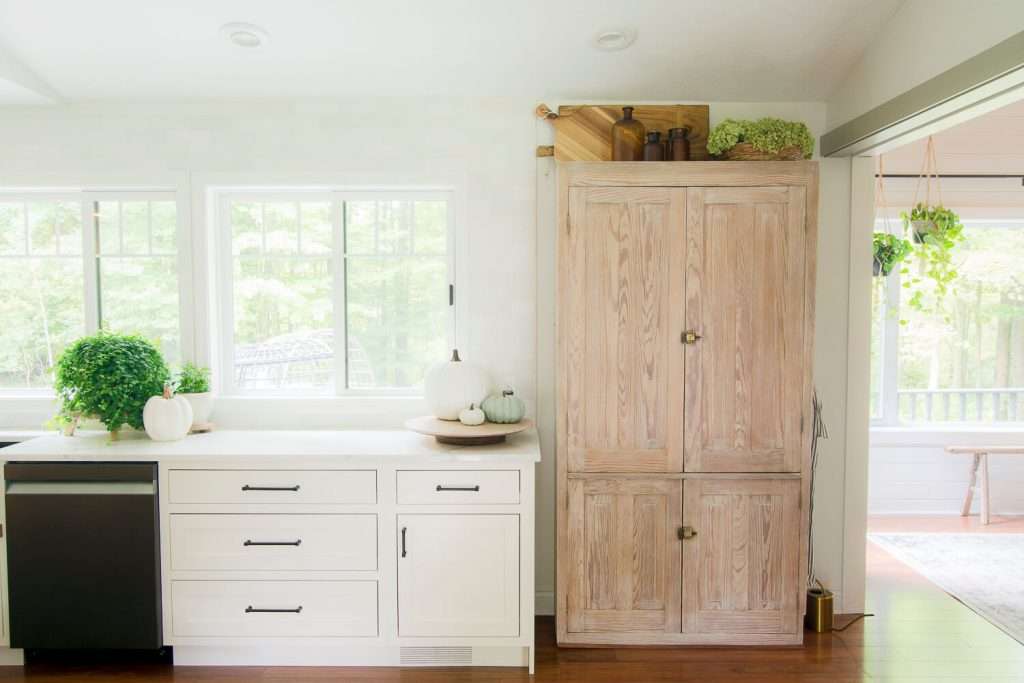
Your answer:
424;349;491;420
143;386;193;442
458;403;486;426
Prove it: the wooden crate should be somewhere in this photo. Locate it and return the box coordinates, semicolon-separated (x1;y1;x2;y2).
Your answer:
551;104;710;161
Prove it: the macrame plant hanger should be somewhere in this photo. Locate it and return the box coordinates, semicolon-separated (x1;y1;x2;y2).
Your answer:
912;135;944;213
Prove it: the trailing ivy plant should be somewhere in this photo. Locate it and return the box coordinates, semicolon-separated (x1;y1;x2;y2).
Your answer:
872;232;912;277
900;203;965;314
175;361;210;394
707;117;815;158
54;331;169;436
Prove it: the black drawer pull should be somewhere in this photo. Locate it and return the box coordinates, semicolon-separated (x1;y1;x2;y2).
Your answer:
401;526;407;558
436;485;480;492
241;484;301;492
244;539;302;547
245;605;303;614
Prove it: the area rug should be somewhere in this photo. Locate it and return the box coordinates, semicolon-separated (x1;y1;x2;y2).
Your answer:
869;533;1024;644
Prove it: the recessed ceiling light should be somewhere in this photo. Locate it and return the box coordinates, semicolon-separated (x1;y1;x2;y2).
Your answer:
592;28;636;51
221;22;269;49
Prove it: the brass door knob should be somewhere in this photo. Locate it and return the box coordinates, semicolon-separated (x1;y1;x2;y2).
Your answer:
681;331;702;345
678;526;698;540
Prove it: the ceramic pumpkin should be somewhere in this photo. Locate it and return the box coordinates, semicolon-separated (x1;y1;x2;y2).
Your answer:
458;403;486;426
482;388;525;424
424;349;492;421
143;386;193;442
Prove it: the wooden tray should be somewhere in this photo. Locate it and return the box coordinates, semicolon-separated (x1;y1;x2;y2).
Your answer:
405;416;533;446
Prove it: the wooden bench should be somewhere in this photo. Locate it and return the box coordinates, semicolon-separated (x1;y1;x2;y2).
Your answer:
945;446;1024;524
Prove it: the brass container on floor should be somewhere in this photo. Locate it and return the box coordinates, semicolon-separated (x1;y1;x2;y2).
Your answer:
805;586;834;632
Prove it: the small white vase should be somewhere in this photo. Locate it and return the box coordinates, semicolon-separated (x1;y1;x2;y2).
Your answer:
181;392;213;425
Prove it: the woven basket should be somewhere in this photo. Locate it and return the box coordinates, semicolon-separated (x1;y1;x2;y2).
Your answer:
719;143;805;161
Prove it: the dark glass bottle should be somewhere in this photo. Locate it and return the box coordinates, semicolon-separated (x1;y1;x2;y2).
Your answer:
611;106;645;161
669;127;691;161
643;131;664;161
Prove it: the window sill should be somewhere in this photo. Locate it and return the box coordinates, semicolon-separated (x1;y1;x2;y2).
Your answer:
871;424;1024;448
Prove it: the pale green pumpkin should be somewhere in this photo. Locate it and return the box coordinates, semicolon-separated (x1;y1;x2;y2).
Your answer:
481;389;525;424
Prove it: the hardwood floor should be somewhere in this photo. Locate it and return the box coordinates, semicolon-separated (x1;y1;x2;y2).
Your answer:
2;516;1022;681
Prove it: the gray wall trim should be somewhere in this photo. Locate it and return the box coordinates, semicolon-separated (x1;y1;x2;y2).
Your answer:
822;31;1024;157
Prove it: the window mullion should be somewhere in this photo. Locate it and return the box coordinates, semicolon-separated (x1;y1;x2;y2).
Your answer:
81;196;100;333
332;198;348;395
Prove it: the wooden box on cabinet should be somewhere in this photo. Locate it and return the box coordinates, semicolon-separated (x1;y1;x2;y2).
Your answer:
556;162;817;647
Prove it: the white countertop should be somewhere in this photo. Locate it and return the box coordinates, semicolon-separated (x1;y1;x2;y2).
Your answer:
0;429;541;465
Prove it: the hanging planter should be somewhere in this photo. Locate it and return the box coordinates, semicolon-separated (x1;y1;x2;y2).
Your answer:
872;232;912;277
899;137;965;314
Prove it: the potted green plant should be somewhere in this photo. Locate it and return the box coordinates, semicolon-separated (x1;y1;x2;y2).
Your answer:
53;331;169;438
707;117;815;160
900;203;964;312
872;232;912;277
175;361;212;426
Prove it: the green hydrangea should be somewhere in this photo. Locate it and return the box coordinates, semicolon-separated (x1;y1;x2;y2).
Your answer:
707;117;815;158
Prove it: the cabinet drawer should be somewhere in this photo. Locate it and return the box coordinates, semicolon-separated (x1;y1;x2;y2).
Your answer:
168;470;376;505
396;470;520;505
171;580;377;637
170;514;377;571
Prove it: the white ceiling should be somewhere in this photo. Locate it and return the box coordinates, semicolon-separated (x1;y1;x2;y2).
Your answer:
0;0;903;104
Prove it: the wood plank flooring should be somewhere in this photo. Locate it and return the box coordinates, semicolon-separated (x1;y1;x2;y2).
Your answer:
2;515;1022;681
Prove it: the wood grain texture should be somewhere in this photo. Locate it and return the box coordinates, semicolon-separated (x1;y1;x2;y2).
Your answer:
553;105;710;162
564;161;818;189
683;478;801;636
566;478;681;635
564;186;685;473
683;187;805;473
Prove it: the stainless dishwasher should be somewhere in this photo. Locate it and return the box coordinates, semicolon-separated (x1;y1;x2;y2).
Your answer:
4;462;162;650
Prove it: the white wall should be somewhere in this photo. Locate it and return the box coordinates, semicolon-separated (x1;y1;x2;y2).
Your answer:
870;432;1024;514
827;0;1024;128
0;97;857;615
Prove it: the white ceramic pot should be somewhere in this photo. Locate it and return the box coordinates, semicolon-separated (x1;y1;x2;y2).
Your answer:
424;349;492;420
181;392;213;425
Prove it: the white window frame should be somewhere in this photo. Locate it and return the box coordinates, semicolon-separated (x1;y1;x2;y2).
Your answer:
873;218;1024;426
213;188;457;397
0;188;192;397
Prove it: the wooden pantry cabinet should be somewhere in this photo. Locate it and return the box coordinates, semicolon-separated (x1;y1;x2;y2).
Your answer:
556;161;817;646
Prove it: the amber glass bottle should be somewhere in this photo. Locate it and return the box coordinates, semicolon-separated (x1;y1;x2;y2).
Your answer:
611;106;645;161
643;131;664;161
669;127;691;161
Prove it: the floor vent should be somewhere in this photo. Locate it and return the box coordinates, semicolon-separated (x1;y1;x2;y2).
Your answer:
400;646;473;666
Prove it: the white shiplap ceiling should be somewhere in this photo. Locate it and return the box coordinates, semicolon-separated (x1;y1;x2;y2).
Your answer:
0;0;903;104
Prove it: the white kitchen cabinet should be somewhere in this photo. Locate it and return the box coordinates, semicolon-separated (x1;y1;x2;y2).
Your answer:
397;514;519;637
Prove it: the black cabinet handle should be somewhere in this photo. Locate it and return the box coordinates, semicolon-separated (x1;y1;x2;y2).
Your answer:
241;484;301;492
245;605;303;614
401;526;407;558
436;485;480;492
244;539;302;547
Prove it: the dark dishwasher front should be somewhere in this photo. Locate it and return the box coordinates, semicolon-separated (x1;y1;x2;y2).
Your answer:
5;462;162;650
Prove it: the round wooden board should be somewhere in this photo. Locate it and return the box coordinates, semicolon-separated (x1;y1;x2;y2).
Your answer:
404;416;533;446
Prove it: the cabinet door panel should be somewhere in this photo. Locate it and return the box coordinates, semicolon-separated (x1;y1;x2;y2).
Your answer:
566;478;681;633
397;514;518;637
682;479;800;635
564;187;686;473
684;187;806;472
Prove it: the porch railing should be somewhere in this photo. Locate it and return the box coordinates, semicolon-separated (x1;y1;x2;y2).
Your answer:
898;388;1024;422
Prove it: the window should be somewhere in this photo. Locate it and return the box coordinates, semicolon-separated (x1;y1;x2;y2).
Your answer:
0;192;184;390
219;192;454;395
871;218;1024;424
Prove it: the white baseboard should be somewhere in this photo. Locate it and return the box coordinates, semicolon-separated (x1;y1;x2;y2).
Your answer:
0;648;23;666
535;591;554;616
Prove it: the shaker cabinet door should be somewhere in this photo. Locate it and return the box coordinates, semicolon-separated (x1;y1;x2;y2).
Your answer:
565;477;682;634
562;187;686;473
682;478;801;636
397;514;519;637
683;186;808;473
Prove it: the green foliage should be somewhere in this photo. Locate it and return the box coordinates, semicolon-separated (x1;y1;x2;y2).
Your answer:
175;361;210;394
54;331;169;433
706;117;815;158
900;203;965;315
872;232;912;277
